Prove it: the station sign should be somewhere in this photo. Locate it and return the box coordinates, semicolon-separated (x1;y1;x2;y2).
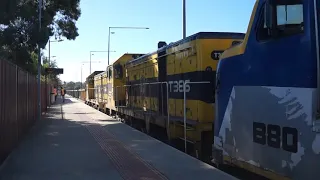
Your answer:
45;68;64;75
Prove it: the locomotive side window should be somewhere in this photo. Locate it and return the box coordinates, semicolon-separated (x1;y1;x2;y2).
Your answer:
276;4;304;36
257;0;303;41
109;68;112;79
231;40;242;47
277;5;303;25
114;64;123;79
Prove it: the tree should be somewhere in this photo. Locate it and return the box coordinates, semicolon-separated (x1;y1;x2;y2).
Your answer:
65;81;82;90
41;56;62;85
42;56;58;71
0;0;81;73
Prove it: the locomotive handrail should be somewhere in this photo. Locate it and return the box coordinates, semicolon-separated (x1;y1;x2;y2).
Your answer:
314;0;320;120
115;85;129;108
143;82;170;139
115;84;141;108
85;88;101;90
183;81;211;153
115;82;170;138
115;84;138;122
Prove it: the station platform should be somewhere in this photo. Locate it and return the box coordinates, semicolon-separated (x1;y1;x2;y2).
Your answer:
0;96;238;180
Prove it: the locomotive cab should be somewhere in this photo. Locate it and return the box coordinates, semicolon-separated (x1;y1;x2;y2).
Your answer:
213;0;320;179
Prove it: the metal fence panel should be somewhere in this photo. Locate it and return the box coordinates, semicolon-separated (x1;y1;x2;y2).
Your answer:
0;59;50;163
17;69;28;139
1;61;18;163
28;76;37;129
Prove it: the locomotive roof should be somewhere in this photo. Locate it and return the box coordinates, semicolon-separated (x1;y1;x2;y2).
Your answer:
112;53;145;65
126;32;245;66
87;71;104;79
95;71;107;78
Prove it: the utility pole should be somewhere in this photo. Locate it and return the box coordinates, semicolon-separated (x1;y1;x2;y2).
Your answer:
81;64;83;89
89;50;114;74
107;27;111;66
107;27;149;65
90;52;92;74
183;0;186;39
48;40;63;66
38;0;42;121
49;40;50;66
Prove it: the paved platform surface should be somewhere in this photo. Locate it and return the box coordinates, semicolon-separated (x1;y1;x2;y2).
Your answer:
0;95;238;180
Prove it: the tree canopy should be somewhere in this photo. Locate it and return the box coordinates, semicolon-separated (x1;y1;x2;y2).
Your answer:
42;56;61;84
0;0;81;73
64;81;83;90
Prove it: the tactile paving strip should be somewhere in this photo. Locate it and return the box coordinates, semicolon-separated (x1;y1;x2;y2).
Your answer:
79;114;168;180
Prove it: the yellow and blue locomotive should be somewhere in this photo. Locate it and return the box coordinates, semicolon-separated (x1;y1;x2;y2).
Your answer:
86;32;245;160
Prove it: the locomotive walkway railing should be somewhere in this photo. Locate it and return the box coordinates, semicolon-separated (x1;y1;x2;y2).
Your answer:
115;85;131;108
67;89;86;101
115;82;170;138
71;80;212;154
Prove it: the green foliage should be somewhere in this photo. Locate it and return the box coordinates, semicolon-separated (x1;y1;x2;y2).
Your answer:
0;0;81;73
41;56;62;85
25;51;39;75
64;81;83;90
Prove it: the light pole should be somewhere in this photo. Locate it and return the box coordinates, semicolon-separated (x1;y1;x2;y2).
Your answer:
183;0;186;39
107;26;149;65
38;0;42;121
89;50;115;74
49;39;63;66
81;63;84;89
50;56;56;64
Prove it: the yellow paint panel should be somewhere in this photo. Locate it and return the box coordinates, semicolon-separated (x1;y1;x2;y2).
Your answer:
128;96;158;111
198;38;240;71
220;0;259;60
125;33;245;125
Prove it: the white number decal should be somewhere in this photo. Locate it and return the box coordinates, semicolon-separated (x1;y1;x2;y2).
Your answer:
168;80;190;93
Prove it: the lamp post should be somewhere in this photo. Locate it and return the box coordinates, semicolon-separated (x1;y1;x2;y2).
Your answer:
38;0;42;121
49;40;63;66
107;26;149;65
89;50;115;74
183;0;186;39
50;56;56;65
81;63;84;89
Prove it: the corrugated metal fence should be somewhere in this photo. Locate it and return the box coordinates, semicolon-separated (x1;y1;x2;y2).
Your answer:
0;60;50;163
67;89;86;101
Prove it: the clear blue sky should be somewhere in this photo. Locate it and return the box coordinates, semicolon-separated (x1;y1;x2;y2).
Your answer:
42;0;256;83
